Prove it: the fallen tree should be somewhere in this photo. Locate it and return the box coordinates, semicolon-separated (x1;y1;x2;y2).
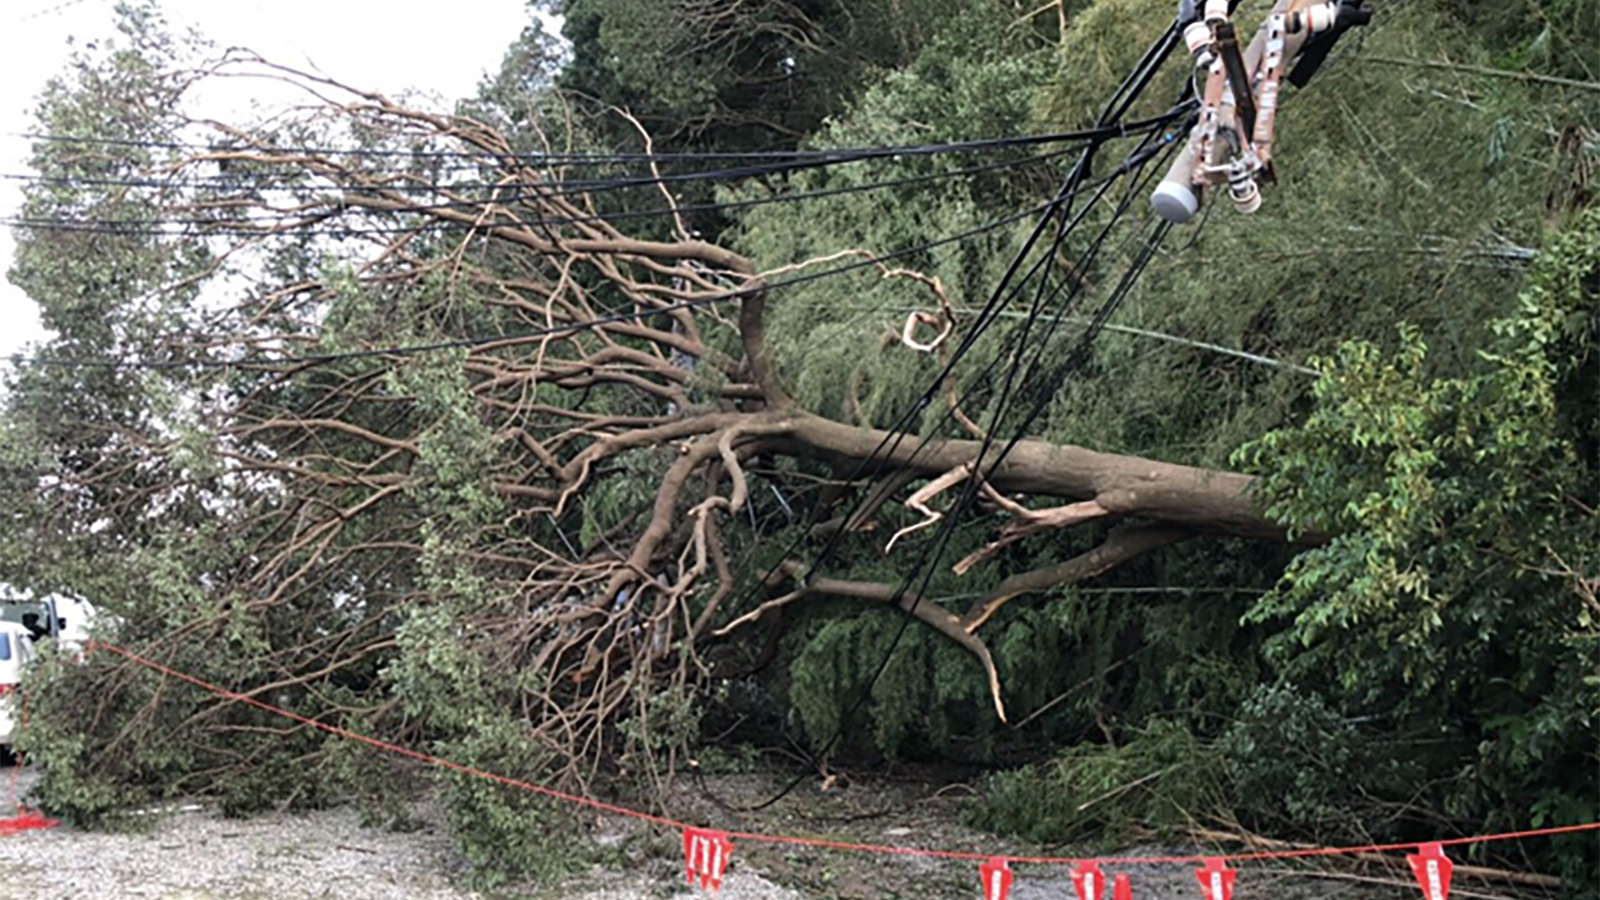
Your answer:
1;44;1302;782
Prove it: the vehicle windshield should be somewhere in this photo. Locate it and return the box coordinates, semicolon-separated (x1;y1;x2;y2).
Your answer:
0;600;58;639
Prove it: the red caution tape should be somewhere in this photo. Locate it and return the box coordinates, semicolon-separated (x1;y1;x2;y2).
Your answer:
1113;871;1133;900
0;808;58;836
1408;842;1453;900
1195;857;1236;900
2;690;58;837
683;827;734;894
89;642;1600;870
1072;861;1106;900
980;857;1014;900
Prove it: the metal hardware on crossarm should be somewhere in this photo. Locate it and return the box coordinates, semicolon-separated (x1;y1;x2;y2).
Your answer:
1153;0;1372;224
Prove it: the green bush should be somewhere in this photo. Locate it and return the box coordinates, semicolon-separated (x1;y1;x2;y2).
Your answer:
968;720;1228;844
1218;684;1418;839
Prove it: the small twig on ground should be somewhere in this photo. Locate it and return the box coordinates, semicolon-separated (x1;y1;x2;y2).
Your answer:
1188;827;1564;890
1075;766;1173;813
1251;866;1533;900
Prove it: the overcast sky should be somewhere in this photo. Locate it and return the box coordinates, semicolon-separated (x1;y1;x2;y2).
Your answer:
0;0;537;365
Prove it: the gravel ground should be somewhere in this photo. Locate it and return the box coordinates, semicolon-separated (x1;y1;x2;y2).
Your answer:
0;765;805;900
0;763;1542;900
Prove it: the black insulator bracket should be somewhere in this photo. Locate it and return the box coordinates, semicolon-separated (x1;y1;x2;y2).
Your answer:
1288;0;1373;88
1215;21;1257;138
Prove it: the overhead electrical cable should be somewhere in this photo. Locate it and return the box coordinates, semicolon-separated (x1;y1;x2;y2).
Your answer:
10;116;1175;165
0;138;1083;197
0;118;1183;237
1;103;1198;374
0;141;1101;237
0;112;1184;242
725;20;1188;811
0;196;1065;372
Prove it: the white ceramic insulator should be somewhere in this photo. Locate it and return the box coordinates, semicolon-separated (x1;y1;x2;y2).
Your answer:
1205;0;1229;24
1152;179;1201;224
1304;2;1338;34
1230;179;1261;214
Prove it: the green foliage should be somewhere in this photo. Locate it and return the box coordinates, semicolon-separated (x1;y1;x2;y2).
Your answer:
1433;0;1600;81
788;607;997;759
579;447;674;550
615;678;706;786
553;0;975;154
1233;206;1600;881
1040;571;1270;733
972;686;1418;848
395;353;508;530
18;649;171;824
1235;207;1599;668
969;720;1228;844
733;4;1057;430
18;600;363;825
387;607;586;885
1217;684;1418;837
1035;0;1190;127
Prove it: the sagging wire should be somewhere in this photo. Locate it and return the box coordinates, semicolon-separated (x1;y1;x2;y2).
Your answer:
724;20;1189;813
0;141;1099;238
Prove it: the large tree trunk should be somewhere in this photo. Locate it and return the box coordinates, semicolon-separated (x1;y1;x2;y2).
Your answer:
785;411;1288;542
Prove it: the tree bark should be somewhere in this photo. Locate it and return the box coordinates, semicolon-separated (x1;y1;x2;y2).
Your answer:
784;411;1298;542
961;523;1196;632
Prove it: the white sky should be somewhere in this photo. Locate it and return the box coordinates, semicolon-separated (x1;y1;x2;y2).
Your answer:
0;0;538;364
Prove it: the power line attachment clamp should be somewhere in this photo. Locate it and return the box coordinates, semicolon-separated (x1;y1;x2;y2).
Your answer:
1153;0;1371;224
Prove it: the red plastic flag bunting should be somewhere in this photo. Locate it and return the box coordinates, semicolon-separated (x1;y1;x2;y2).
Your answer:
1195;857;1235;900
1072;861;1106;900
0;808;59;836
980;857;1014;900
683;827;734;894
1407;842;1453;900
1113;872;1132;900
2;691;60;837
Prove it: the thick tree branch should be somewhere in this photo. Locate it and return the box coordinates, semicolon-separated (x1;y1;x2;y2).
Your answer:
786;411;1300;542
739;291;789;407
767;561;1008;721
960;523;1196;633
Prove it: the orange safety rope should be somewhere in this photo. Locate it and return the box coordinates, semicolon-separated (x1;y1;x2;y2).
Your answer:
93;641;1600;868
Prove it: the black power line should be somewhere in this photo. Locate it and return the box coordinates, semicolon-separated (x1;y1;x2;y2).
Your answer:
726;19;1187;813
0;141;1096;238
11;118;1166;165
0;197;1058;372
748;0;1386;800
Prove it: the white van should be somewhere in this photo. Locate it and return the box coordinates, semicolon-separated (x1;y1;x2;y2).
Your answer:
1;596;96;656
0;622;36;765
